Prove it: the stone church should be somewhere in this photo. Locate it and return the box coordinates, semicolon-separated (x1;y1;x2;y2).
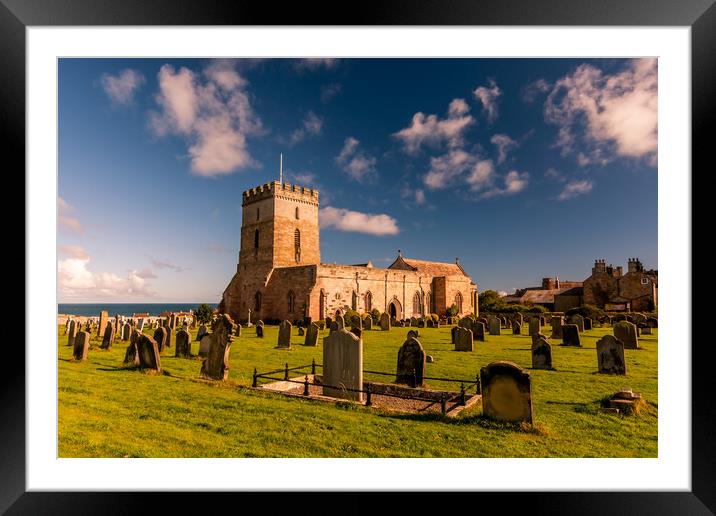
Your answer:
218;181;478;323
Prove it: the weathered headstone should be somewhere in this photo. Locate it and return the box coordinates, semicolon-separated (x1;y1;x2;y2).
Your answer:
163;324;173;348
73;331;90;361
570;314;585;332
136;334;161;371
528;317;541;336
98;310;108;337
101;324;115;349
364;317;373;330
322;329;363;402
298;326;305;336
614;321;639;349
121;323;131;341
351;315;362;329
561;324;581;347
480;361;533;424
256;323;264;338
396;336;426;387
454;326;474;352
472;321;486;342
642;326;652;335
514;313;523;326
451;325;458;344
583;317;592;331
488;317;501;336
276;320;292;349
67;320;79;348
335;314;345;329
407;329;419;339
200;314;236;380
458;316;473;329
304;322;319;346
531;334;552;370
380;313;391;331
199;334;211;356
175;329;191;358
153;327;168;352
596;335;626;374
550;316;563;339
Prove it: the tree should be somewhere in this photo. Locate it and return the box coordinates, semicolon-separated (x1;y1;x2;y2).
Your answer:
446;304;459;317
195;304;213;324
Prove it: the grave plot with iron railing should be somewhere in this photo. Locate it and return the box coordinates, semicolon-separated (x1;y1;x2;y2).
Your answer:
252;359;481;417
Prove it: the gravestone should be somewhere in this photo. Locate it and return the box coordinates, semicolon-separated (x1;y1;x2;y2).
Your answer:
175;329;191;358
380;313;391;331
647;316;658;328
396;336;426;387
98;310;109;337
614;321;639;349
451;326;458;344
335;314;345;330
195;324;208;341
121;323;131;341
235;324;242;337
101;324;115;349
561;324;581;347
200;314;236;380
512;321;522;335
480;361;533;424
407;329;419;339
256;323;264;338
472;321;486;342
277;320;292;349
550;316;563;339
583;317;592;331
528;317;541;336
418;318;425;328
73;331;90;361
351;315;362;329
136;334;161;371
329;321;339;333
322;329;363;402
514;313;523;326
458;316;473;329
531;334;552;370
454;326;474;352
488;317;501;336
304;322;319;346
596;335;626;374
199;334;211;356
426;319;434;328
137;318;145;332
570;314;585;332
123;330;140;366
153;327;168;352
364;317;373;330
298;326;305;336
163;324;173;348
642;326;652;335
67;320;79;348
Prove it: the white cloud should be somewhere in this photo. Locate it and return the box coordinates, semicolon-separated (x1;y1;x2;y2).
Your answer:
393;98;475;154
101;69;145;105
478;170;530;199
148;61;264;177
58;197;84;234
522;78;551;103
290;111;323;145
558;179;594;200
59;245;89;260
335;137;377;182
150;257;188;273
544;58;657;166
294;58;340;71
490;133;518;164
465;159;496;191
319;207;399;236
423;149;475;189
58;248;155;299
473;79;501;122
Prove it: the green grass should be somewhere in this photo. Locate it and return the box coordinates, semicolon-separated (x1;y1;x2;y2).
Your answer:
58;323;657;457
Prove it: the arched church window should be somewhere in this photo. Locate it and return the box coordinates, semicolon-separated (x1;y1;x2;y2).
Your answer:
294;229;301;263
287;291;296;313
413;292;421;316
365;291;372;312
455;292;463;314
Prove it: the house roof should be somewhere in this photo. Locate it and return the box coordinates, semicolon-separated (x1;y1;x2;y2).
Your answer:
387;255;468;277
555;287;584;297
507;286;583;305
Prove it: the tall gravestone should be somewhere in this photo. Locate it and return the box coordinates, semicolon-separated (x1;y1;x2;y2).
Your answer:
550;316;563;339
277;320;292;349
596;335;626;374
488;317;501;336
514;313;523;326
325;316;332;328
163;324;173;348
583;317;592;331
256;323;264;338
614;321;639;349
528;317;541;336
512;321;522;335
73;331;90;361
472;321;486;342
136;334;161;371
364;317;373;330
153;327;168;353
304;322;319;346
199;334;212;356
200;314;236;380
121;323;131;341
451;326;458;344
380;313;391;331
454;326;474;352
175;329;191;358
396;336;426;387
235;324;242;337
571;314;585;332
480;361;533;424
124;330;141;365
561;324;581;347
531;334;552;370
101;324;115;349
67;320;79;348
98;310;109;337
322;329;363;402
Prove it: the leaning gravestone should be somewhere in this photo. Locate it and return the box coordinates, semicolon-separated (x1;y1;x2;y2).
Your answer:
175;329;191;358
480;361;533;424
561;324;581;347
550;316;563;339
531;334;552;370
101;324;115;349
528;317;541;336
73;331;90;361
472;321;486;342
322;329;363;402
614;321;639;349
67;320;79;348
121;323;131;341
304;322;319;346
454;326;474;352
380;313;391;331
200;314;236;380
98;310;108;337
488;317;501;336
596;335;626;374
512;321;522;335
136;334;161;372
396;336;426;387
153;327;168;352
276;320;292;349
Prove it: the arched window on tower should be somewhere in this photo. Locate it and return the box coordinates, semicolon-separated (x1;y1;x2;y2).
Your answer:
426;292;432;314
294;229;301;263
254;291;262;312
287;291;296;313
365;291;372;312
413;292;421;316
455;292;463;314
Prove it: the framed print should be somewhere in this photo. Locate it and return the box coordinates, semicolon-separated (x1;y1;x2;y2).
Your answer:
5;0;712;513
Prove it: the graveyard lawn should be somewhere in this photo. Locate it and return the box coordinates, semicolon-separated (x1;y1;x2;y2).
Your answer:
58;323;657;458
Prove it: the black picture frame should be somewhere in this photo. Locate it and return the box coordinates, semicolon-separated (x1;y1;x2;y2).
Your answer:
4;0;711;513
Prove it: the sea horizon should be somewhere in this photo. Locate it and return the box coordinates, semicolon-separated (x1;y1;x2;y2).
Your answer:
58;302;218;317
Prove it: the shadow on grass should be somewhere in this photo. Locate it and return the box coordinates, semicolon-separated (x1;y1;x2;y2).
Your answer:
372;409;546;434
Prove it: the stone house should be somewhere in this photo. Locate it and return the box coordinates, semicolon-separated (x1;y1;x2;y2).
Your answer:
219;181;478;323
502;277;583;311
582;258;657;312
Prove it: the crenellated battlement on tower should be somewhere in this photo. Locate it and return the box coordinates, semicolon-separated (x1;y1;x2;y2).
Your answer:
242;181;319;206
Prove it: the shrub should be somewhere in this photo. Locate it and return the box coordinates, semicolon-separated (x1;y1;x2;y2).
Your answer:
446;304;459;317
430;313;439;322
370;308;381;323
565;304;605;320
527;305;547;313
343;309;360;324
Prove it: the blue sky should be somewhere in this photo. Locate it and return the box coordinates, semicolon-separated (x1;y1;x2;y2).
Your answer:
58;58;657;303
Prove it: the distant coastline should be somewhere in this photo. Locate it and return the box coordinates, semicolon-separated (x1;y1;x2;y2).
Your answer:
58;303;218;317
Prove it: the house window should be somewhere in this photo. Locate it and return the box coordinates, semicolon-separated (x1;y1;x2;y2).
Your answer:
288;291;296;313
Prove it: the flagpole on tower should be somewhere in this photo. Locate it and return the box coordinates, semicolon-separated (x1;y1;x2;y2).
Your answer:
279;153;283;185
